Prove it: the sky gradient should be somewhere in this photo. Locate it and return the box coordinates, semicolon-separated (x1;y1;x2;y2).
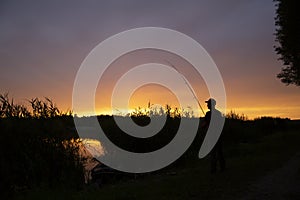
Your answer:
1;0;300;119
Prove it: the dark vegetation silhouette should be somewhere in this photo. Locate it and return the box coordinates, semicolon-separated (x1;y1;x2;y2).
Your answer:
274;0;300;86
0;93;85;198
0;93;296;198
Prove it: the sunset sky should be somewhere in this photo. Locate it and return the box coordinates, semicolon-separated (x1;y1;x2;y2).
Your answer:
1;0;300;119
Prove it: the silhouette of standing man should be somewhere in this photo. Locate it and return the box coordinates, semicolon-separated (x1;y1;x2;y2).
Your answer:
203;98;226;173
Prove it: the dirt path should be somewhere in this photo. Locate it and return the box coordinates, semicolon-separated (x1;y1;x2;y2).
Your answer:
240;153;300;200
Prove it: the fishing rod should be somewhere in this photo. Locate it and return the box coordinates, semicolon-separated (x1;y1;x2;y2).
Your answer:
164;60;206;116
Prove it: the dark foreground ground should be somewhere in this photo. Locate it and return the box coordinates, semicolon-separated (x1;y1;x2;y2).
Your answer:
15;127;300;200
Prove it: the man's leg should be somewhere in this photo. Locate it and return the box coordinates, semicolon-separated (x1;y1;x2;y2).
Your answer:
217;141;226;172
210;147;217;174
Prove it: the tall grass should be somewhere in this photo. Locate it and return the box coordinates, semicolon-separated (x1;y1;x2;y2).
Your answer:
0;93;72;119
0;93;84;198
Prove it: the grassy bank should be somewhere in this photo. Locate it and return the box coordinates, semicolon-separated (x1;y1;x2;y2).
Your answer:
81;129;300;200
15;127;300;200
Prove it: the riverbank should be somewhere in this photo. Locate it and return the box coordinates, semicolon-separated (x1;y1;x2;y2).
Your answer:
15;129;300;200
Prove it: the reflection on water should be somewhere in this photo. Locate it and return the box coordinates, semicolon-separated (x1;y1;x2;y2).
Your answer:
82;138;105;157
79;138;105;183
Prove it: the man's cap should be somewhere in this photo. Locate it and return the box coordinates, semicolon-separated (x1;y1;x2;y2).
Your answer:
205;98;216;105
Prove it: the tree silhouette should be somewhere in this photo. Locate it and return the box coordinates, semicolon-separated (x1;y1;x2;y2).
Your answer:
274;0;300;86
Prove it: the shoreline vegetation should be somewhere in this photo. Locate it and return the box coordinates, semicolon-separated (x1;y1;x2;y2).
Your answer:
1;93;299;199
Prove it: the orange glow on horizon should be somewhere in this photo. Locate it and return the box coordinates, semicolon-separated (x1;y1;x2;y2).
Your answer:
128;84;180;110
40;49;300;120
91;105;300;120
